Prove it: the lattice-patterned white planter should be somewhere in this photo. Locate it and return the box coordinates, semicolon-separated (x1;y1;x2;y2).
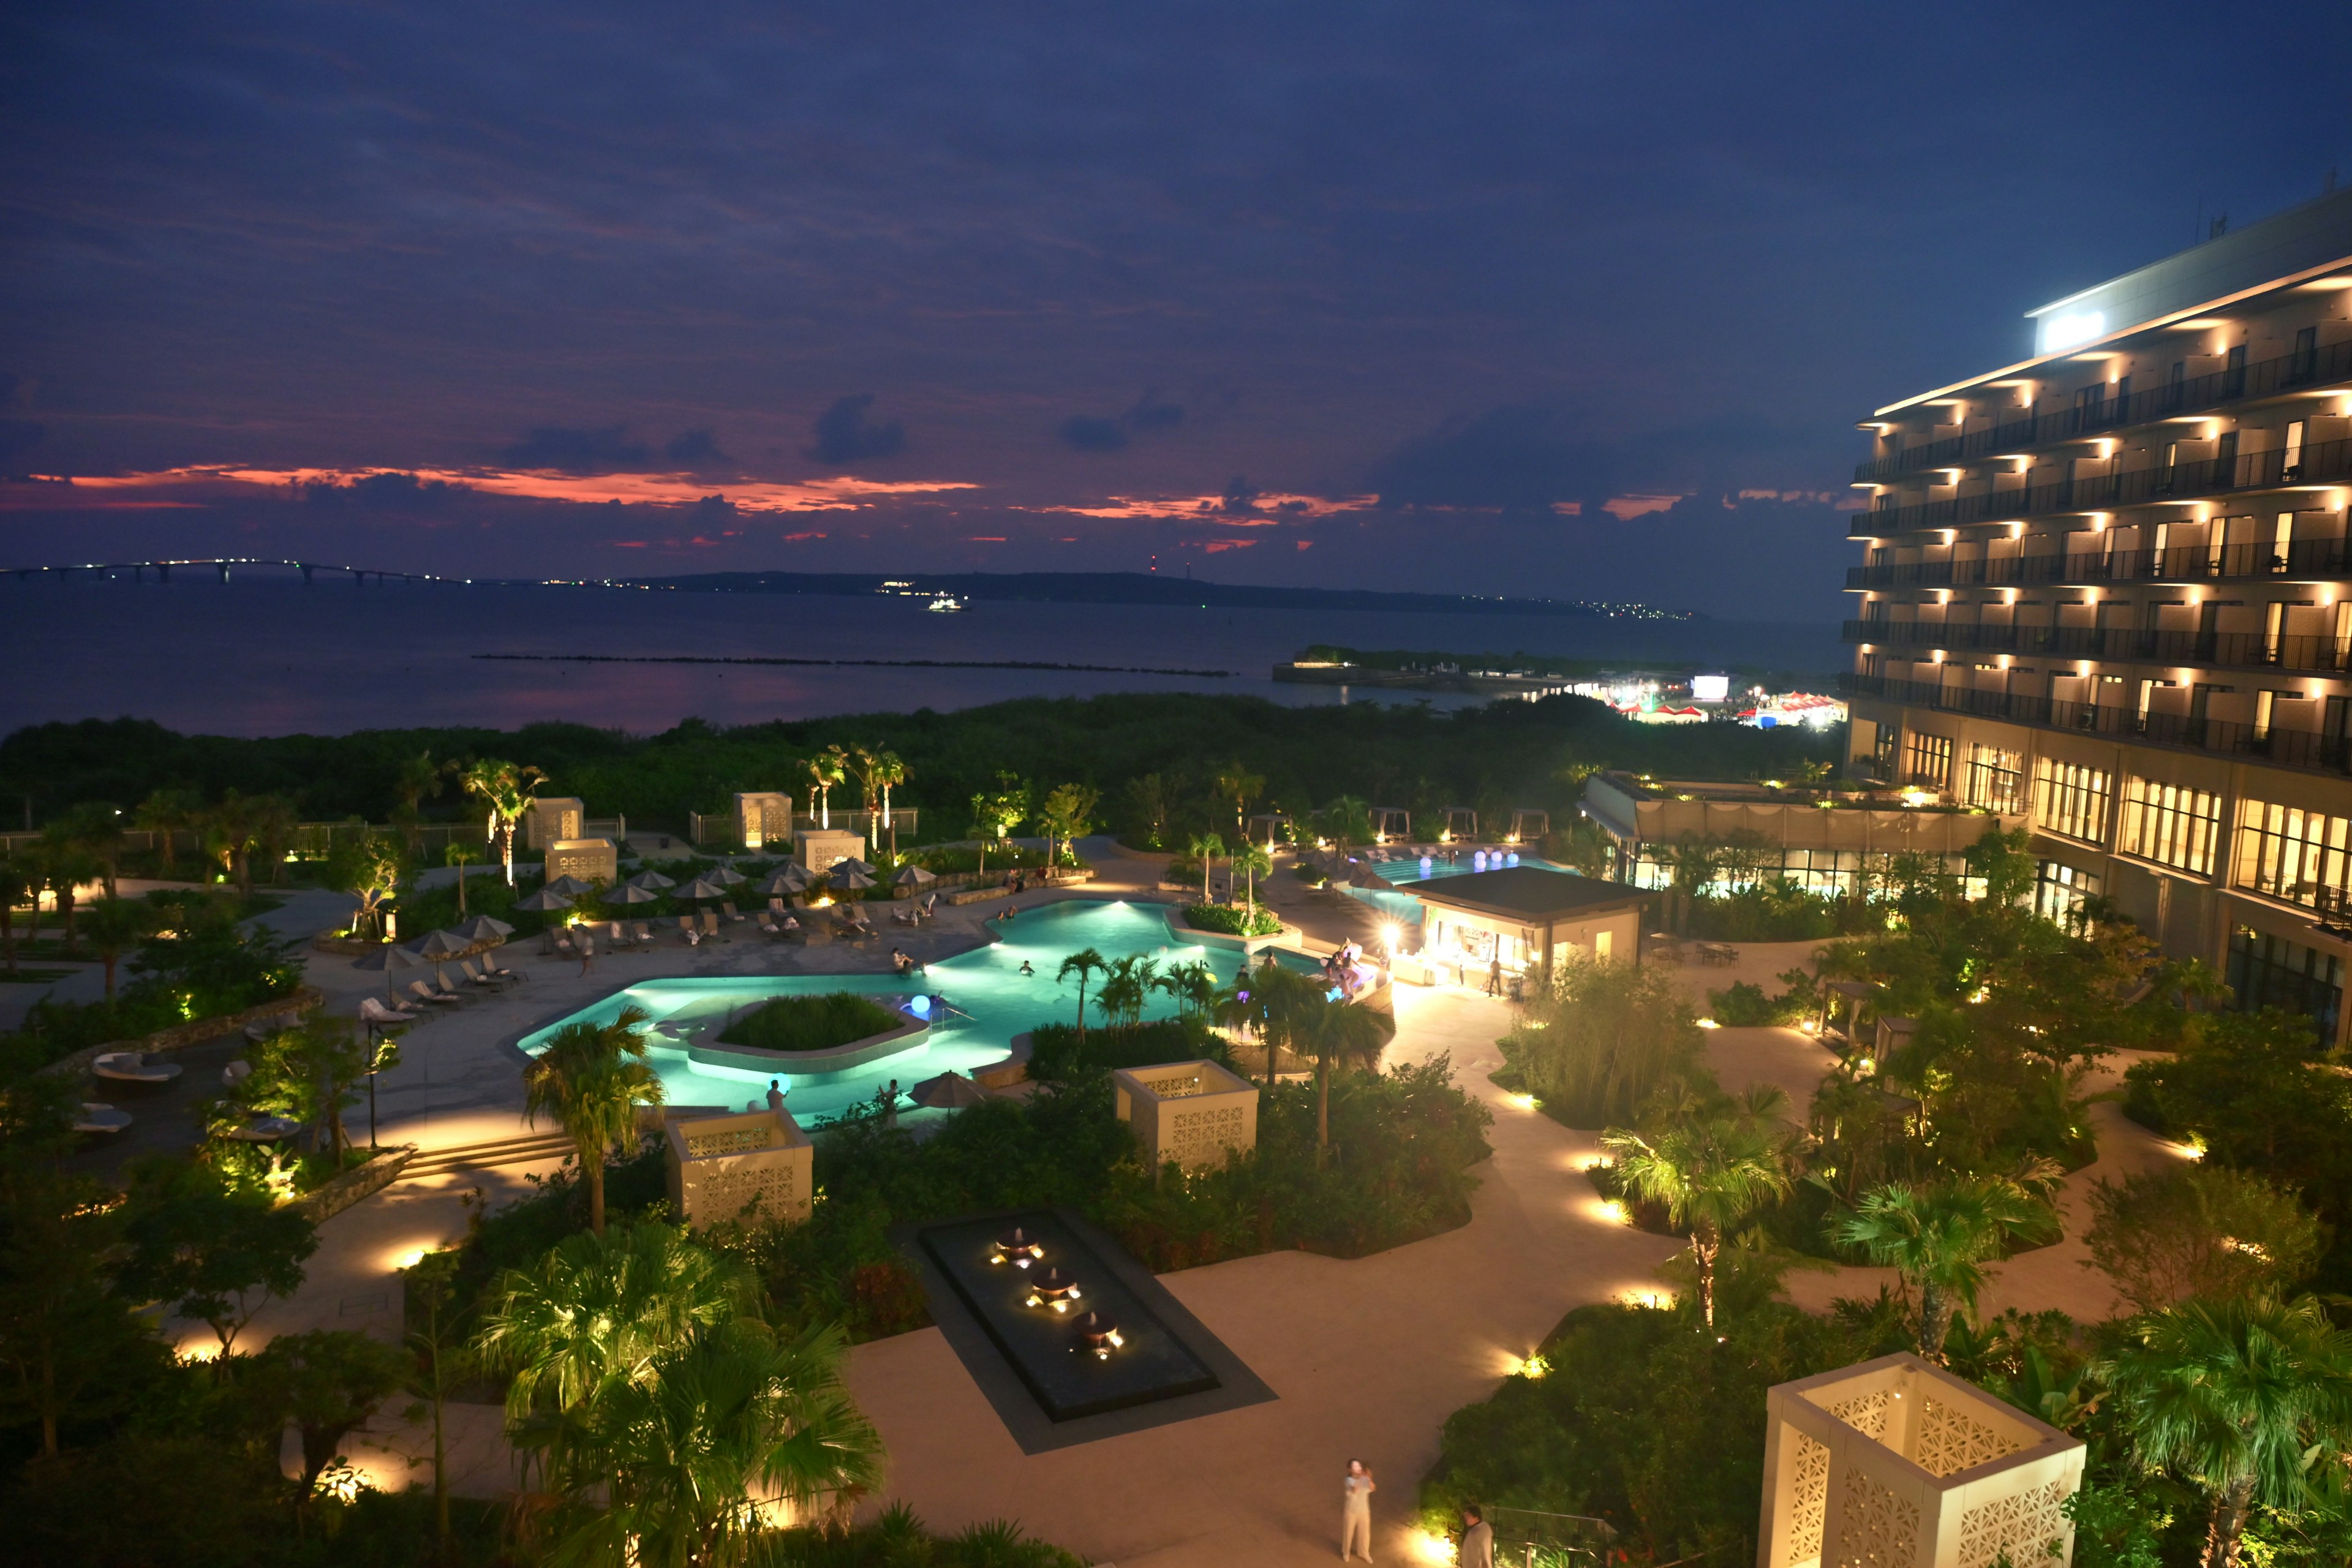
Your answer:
665;1107;813;1230
1112;1059;1259;1172
1758;1352;2083;1568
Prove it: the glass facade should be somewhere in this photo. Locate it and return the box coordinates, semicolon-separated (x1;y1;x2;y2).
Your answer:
2226;925;2343;1042
1905;731;1953;790
2033;758;2113;845
2034;860;2102;925
2233;799;2352;913
2118;777;2224;875
1964;744;2025;813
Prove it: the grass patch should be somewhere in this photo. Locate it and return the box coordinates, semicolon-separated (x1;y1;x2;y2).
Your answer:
717;992;908;1053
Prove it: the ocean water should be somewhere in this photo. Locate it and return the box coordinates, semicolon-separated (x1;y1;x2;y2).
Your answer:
0;575;1841;737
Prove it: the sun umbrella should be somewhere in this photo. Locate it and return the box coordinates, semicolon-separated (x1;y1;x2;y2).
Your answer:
831;868;876;891
892;864;937;888
679;876;729;900
350;940;423;1000
835;856;876;876
756;867;809;897
545;875;595;897
910;1071;986;1109
1349;867;1388;889
709;864;748;886
512;887;575;912
451;914;514;943
602;882;659;905
628;870;677;891
413;930;471;957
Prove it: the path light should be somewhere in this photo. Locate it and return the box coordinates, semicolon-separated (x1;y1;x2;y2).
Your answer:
1696;1017;1721;1030
1509;1092;1537;1112
990;1227;1044;1268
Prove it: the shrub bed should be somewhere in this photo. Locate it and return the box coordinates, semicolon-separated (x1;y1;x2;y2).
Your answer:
1183;902;1280;937
717;992;907;1053
1025;1016;1231;1082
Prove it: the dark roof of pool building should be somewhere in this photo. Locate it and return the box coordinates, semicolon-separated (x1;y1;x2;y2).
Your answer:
1406;866;1650;921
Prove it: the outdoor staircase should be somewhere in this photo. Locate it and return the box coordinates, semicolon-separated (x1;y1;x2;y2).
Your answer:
397;1129;579;1180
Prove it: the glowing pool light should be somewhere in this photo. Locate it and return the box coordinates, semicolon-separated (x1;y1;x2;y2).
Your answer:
908;994;932;1016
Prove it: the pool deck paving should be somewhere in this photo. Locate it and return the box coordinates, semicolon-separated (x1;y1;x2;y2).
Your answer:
188;840;2166;1554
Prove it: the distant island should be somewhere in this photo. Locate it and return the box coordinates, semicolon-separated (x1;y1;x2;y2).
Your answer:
611;571;1699;620
1273;644;1822;698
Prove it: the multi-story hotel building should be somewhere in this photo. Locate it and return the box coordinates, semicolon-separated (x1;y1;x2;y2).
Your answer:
1842;187;2352;1046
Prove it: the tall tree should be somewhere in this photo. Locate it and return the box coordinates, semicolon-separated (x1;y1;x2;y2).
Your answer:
1056;948;1106;1043
392;748;454;851
1292;992;1390;1152
1600;1088;1795;1327
0;854;28;974
1212;762;1265;844
461;758;548;887
804;746;848;830
2105;1292;2352;1568
119;1156;318;1359
1834;1173;2049;1361
1038;782;1099;872
1188;831;1224;905
76;895;156;1000
1232;840;1272;910
522;1006;666;1234
132;788;202;875
445;842;479;916
245;1329;410;1495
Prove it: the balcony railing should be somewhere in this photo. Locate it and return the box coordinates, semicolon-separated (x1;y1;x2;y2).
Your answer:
1842;619;2352;676
1845;533;2352;590
1853;334;2352;483
1849;435;2352;538
1839;672;2352;777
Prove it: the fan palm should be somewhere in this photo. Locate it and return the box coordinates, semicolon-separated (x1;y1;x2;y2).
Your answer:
1602;1088;1795;1326
475;1219;758;1433
1057;948;1106;1042
1833;1173;2049;1360
1188;832;1225;904
133;788;202;875
1094;955;1158;1033
1291;991;1390;1153
1232;841;1272;911
2105;1292;2352;1568
530;1321;884;1568
462;758;548;887
522;1005;665;1234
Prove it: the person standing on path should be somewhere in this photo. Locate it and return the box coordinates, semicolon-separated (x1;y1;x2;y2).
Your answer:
1341;1458;1376;1561
1485;956;1502;996
1459;1506;1493;1568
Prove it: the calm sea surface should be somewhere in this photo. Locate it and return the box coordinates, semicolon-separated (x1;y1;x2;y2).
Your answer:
1;577;1841;737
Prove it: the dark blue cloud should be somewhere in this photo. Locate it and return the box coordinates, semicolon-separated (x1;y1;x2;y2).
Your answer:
807;395;905;466
499;426;650;474
665;429;728;466
1058;415;1126;452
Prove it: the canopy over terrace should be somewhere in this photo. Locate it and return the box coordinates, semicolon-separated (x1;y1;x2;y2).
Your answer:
1409;865;1652;978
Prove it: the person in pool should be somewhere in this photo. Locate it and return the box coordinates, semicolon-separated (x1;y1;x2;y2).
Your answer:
1018;959;1035;976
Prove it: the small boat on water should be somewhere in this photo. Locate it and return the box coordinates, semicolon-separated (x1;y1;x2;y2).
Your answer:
927;594;965;613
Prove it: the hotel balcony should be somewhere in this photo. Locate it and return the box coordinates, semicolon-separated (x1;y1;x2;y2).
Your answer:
1846;434;2352;538
1844;535;2352;590
1852;333;2352;483
1841;619;2352;677
1839;671;2352;778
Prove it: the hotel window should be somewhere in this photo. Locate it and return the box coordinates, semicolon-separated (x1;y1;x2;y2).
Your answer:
1905;732;1953;791
2034;861;2102;927
1963;744;2024;813
2034;758;2113;845
2233;799;2352;913
2226;926;2342;1044
2117;777;2223;875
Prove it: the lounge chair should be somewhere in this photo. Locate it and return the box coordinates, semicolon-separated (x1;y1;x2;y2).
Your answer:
631;921;655;948
222;1059;253;1088
407;980;464;1009
75;1102;133;1134
756;912;780;937
460;959;511;992
768;896;790;914
721;901;747;923
546;929;576;957
891;905;916;925
359;997;418;1028
92;1051;183;1085
435;971;479;1004
676;915;700;946
699;911;726;941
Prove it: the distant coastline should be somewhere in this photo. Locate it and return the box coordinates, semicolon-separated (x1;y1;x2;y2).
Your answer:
477;652;1237;677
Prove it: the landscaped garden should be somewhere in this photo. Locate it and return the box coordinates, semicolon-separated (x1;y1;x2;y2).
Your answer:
717;993;908;1054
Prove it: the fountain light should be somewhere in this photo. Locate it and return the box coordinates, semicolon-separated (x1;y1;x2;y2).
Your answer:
990;1226;1044;1268
1074;1310;1124;1359
1026;1266;1080;1312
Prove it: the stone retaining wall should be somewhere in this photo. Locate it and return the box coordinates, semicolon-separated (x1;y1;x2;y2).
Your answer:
289;1144;417;1224
39;986;323;1081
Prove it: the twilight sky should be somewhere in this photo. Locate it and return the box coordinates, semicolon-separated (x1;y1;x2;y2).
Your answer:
4;1;2349;619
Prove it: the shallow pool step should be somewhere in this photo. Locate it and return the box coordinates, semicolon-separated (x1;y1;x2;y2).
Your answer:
398;1130;579;1179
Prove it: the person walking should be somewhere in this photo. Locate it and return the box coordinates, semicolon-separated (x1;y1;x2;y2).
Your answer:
1341;1458;1376;1561
1485;956;1502;997
1458;1506;1493;1568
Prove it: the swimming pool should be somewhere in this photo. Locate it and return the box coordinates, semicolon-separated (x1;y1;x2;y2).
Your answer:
518;900;1290;1125
1336;850;1573;929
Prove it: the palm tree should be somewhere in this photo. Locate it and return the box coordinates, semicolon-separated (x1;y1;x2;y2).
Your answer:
1212;763;1265;844
2105;1292;2352;1568
1094;956;1158;1033
1188;831;1224;905
803;747;848;830
133;788;202;875
445;842;479;916
1232;841;1272;912
476;1219;757;1433
869;750;909;858
1834;1173;2048;1361
1057;948;1106;1042
1291;990;1390;1153
462;758;548;887
77;897;156;1001
0;854;29;974
60;802;128;899
1152;959;1218;1019
1601;1089;1795;1327
35;839;100;957
537;1321;884;1565
204;790;268;894
522;1005;666;1234
393;749;454;851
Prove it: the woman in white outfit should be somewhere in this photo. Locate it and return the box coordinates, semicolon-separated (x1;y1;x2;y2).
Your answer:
1341;1457;1376;1561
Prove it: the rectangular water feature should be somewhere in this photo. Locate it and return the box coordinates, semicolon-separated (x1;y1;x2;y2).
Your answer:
919;1210;1218;1422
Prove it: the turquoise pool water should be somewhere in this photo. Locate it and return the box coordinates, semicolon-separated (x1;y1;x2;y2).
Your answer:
520;900;1289;1125
1337;850;1572;929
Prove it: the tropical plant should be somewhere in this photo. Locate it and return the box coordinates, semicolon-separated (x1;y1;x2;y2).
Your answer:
1504;952;1707;1126
804;745;848;829
1232;840;1272;910
75;895;155;1000
118;1156;318;1359
1600;1088;1795;1327
1152;959;1219;1019
132;787;202;875
245;1328;410;1496
476;1219;758;1434
236;1015;372;1164
1188;831;1224;904
445;841;479;916
869;750;910;854
1833;1173;2051;1360
326;822;403;940
1093;954;1159;1033
522;1005;666;1234
1212;762;1265;843
1037;782;1099;870
1055;948;1106;1042
1322;794;1373;846
462;758;548;888
400;1249;469;1555
1121;772;1172;850
2105;1292;2352;1568
1291;992;1390;1152
2084;1164;2323;1314
391;748;455;851
58;801;128;900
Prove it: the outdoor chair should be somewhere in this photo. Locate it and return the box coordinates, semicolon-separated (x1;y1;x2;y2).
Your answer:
461;959;513;991
407;980;464;1009
699;910;725;940
721;901;747;922
547;929;576;957
631;921;655;947
432;971;476;1005
358;997;417;1028
891;906;916;925
676;915;699;945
